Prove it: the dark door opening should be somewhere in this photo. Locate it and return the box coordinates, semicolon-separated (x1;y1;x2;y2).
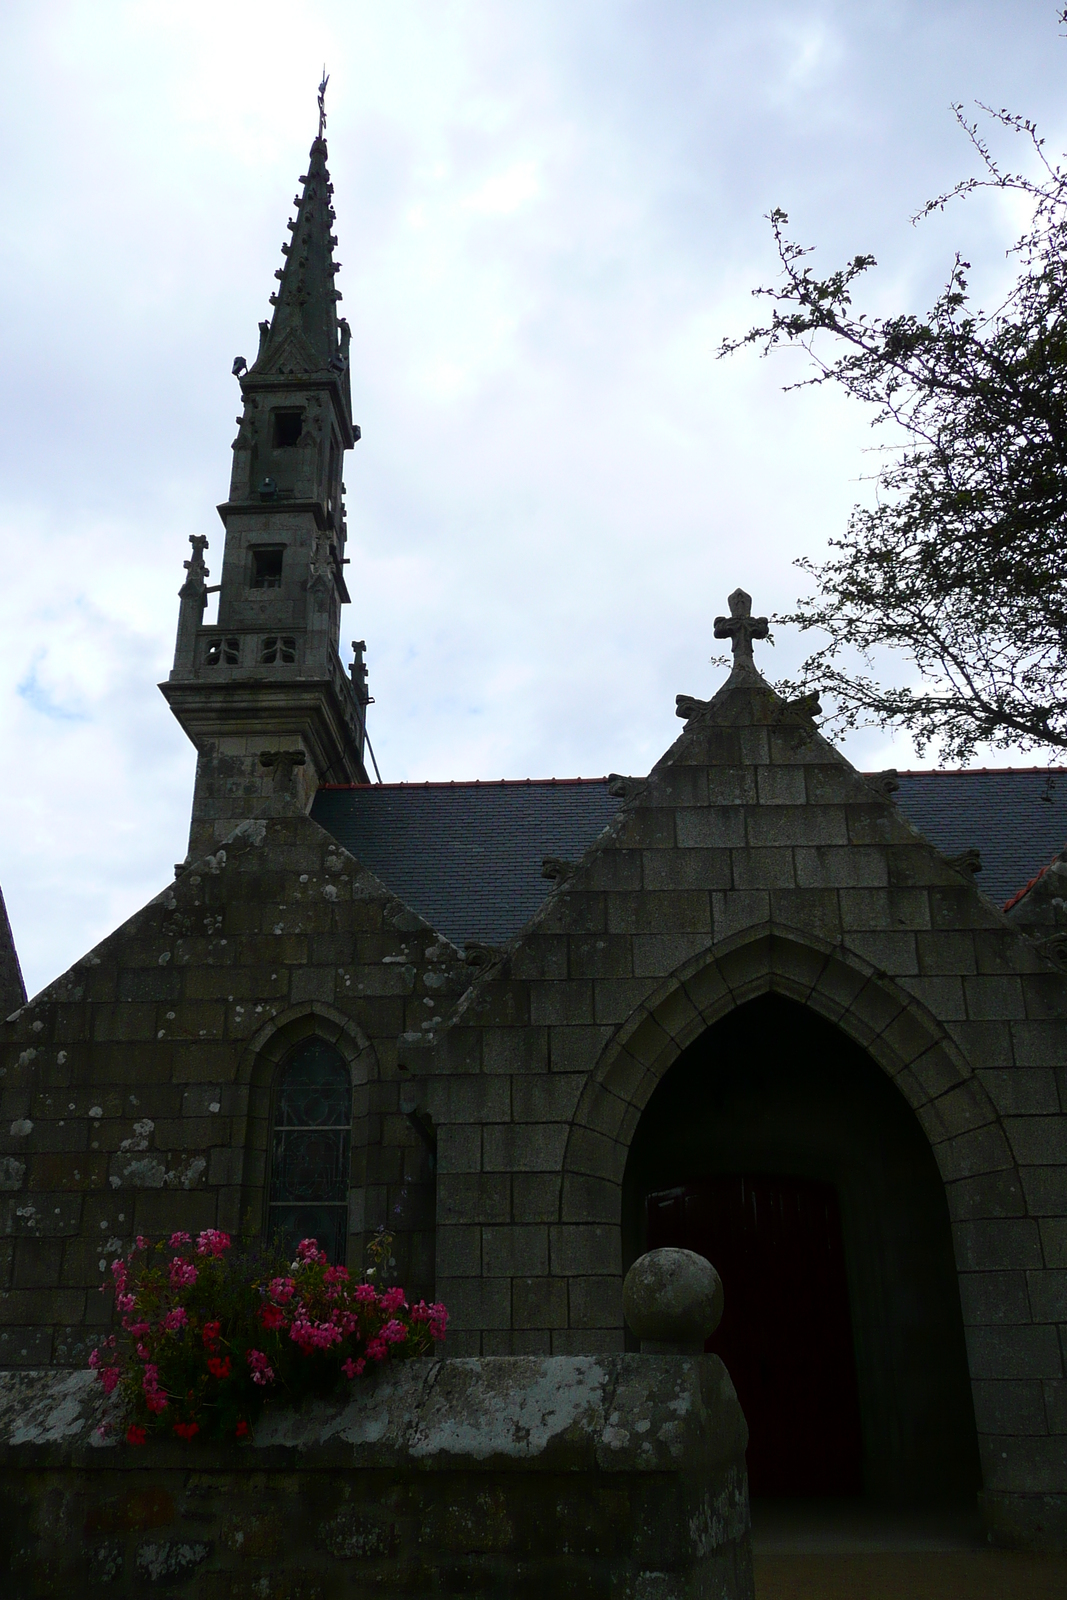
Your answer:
624;993;980;1504
647;1174;863;1496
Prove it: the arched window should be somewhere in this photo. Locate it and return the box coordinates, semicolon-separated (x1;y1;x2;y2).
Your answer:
268;1038;351;1264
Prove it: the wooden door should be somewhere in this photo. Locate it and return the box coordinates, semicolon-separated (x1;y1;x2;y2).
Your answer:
646;1175;864;1496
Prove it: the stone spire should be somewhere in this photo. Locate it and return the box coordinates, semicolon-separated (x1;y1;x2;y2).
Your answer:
249;131;351;407
0;884;25;1017
162;105;371;859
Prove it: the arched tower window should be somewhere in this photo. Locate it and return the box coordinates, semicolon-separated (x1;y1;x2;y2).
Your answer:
268;1038;351;1263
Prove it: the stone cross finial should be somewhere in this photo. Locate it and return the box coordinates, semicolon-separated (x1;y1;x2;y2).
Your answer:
178;535;210;603
713;588;769;670
318;69;329;140
184;534;209;578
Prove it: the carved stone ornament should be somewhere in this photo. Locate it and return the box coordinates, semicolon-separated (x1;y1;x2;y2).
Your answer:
675;694;710;723
463;941;505;969
868;769;901;799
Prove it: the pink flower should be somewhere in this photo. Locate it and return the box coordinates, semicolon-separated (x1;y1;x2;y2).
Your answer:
110;1260;128;1289
259;1304;285;1331
196;1229;231;1257
354;1284;377;1305
295;1238;327;1265
145;1390;169;1414
115;1292;136;1313
88;1348;102;1370
342;1357;366;1379
247;1349;274;1386
125;1321;151;1338
366;1337;388;1363
168;1258;197;1288
289;1318;343;1353
135;1235;149;1250
163;1307;188;1332
169;1231;192;1247
324;1265;349;1286
268;1277;295;1304
381;1319;408;1345
100;1367;120;1396
380;1286;406;1314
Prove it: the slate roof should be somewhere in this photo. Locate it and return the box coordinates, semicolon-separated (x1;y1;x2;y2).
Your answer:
892;768;1067;910
311;767;1067;948
311;780;622;949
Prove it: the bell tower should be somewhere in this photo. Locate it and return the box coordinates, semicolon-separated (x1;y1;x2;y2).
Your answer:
162;109;371;858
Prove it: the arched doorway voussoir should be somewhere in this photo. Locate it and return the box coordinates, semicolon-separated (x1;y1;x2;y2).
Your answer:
566;925;995;1185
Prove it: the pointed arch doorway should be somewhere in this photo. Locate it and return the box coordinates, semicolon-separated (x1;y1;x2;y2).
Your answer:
623;993;980;1503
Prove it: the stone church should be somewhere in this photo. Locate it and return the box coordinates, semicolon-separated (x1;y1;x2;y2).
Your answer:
2;125;1067;1547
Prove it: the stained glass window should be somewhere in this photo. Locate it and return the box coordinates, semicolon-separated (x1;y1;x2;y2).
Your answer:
268;1038;351;1264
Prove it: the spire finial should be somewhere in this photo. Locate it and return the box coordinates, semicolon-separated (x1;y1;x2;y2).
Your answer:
318;67;329;140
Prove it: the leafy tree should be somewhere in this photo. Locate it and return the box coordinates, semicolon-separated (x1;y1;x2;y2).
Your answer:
721;93;1067;760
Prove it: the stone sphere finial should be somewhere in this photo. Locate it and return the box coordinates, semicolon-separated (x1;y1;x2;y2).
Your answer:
623;1248;724;1354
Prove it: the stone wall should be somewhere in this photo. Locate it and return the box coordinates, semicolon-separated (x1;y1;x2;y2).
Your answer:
4;664;1067;1537
0;1354;753;1599
0;813;473;1365
398;678;1067;1539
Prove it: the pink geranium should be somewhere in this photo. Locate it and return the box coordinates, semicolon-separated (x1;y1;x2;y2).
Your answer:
91;1227;447;1445
196;1229;231;1257
247;1349;274;1386
295;1238;327;1265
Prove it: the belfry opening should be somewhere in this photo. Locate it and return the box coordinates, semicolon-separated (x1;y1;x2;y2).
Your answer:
623;992;981;1505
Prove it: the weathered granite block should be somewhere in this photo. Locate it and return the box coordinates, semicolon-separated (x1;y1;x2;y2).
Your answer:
0;1358;752;1598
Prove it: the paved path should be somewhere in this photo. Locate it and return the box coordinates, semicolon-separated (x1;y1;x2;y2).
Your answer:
754;1551;1067;1598
751;1500;1067;1599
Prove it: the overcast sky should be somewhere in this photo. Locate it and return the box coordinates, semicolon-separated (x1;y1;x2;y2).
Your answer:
1;0;1065;997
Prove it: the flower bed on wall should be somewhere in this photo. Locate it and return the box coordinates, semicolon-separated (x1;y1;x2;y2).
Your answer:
89;1229;447;1444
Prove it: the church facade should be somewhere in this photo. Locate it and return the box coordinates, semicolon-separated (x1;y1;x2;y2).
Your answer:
2;128;1067;1545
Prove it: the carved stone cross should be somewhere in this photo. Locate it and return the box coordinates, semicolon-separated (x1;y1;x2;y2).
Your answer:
713;588;769;670
184;534;209;575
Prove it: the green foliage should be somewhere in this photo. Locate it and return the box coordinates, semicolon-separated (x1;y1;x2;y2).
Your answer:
89;1228;447;1445
721;96;1067;760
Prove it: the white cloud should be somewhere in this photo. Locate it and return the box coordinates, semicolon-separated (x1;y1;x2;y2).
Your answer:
462;161;543;216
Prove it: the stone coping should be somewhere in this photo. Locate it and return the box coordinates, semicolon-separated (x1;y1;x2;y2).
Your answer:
0;1353;748;1477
